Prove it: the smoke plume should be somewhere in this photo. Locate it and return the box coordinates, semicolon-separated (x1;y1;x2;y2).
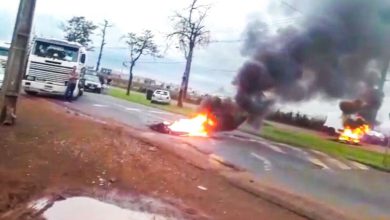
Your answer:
235;0;390;125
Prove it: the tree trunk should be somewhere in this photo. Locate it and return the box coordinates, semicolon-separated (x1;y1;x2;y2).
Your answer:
96;31;106;72
177;44;194;107
95;41;104;72
126;63;134;96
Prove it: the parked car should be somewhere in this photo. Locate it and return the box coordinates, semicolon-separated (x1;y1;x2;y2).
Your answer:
151;90;171;104
82;74;102;93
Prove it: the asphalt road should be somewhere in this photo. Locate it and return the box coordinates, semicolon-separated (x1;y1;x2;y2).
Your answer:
60;92;390;219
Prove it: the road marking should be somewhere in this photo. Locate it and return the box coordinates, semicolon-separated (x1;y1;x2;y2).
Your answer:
308;158;331;170
310;149;329;157
276;143;305;153
248;139;286;154
349;161;370;170
125;107;141;112
268;144;286;154
250;152;272;171
93;104;107;107
148;110;173;115
326;158;351;170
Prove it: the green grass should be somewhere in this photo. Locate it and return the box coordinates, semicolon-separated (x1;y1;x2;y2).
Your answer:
259;124;389;170
108;87;195;116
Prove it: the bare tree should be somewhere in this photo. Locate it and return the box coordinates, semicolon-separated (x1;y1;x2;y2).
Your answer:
96;20;113;72
123;30;159;95
169;0;210;107
62;16;97;48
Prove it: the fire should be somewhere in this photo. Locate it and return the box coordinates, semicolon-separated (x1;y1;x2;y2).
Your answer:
168;113;216;137
338;124;370;144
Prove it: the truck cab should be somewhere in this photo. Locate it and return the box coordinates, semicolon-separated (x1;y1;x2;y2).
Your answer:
22;37;87;99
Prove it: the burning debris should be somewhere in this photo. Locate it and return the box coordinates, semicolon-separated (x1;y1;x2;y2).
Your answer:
337;96;384;144
150;114;215;137
338;123;370;144
150;97;248;137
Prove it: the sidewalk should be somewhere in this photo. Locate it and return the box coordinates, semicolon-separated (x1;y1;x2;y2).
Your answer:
0;96;304;220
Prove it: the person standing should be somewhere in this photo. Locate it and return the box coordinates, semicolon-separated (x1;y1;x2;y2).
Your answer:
65;66;78;102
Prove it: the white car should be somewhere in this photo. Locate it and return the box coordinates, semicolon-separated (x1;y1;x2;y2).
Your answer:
83;74;102;93
151;90;171;104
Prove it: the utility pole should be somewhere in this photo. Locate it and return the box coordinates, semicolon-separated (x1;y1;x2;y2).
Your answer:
0;0;37;125
95;20;112;72
379;57;389;92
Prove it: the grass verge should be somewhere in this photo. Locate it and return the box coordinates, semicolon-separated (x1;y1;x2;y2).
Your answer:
259;124;389;170
108;87;195;116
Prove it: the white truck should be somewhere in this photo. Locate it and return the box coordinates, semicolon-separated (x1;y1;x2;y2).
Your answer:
22;37;87;99
0;42;10;89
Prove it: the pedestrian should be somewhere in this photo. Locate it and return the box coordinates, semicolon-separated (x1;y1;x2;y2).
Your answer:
65;66;78;102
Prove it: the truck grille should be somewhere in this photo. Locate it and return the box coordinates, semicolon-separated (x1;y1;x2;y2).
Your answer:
27;61;73;84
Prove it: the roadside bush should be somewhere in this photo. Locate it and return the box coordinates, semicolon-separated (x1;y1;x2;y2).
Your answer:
267;110;326;131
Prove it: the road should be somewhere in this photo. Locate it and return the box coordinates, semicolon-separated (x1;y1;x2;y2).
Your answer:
60;92;390;219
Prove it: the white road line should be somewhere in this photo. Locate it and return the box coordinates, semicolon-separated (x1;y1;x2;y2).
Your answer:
308;157;331;170
310;149;330;157
276;143;305;153
268;144;286;154
250;152;272;171
112;103;129;109
326;158;351;170
349;161;370;170
125;107;141;112
148;110;173;115
249;139;285;154
93;104;107;107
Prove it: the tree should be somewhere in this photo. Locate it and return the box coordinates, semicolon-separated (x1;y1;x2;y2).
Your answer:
123;30;159;95
169;0;210;107
96;20;113;72
62;16;97;48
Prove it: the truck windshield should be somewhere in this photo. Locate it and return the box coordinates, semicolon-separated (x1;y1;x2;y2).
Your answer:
0;47;9;57
33;41;79;62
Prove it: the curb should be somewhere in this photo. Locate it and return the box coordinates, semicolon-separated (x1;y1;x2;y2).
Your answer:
350;159;390;173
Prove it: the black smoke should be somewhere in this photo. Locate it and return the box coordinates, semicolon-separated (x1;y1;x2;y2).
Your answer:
235;0;390;125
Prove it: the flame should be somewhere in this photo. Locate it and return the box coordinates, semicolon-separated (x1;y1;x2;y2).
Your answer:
338;124;370;144
168;113;216;137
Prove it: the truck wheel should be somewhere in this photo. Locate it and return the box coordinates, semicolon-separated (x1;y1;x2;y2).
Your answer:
25;90;38;96
96;88;101;94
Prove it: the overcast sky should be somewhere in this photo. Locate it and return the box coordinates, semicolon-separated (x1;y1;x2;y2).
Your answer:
0;0;296;94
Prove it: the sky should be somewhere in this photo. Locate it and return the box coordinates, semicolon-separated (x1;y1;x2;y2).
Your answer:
0;0;291;95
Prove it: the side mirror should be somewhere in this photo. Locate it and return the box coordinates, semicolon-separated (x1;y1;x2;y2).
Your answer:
80;54;86;64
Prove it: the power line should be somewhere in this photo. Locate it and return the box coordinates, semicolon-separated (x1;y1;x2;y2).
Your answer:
279;0;304;15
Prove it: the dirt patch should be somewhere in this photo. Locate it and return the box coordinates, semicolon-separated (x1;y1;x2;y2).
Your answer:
0;97;305;220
